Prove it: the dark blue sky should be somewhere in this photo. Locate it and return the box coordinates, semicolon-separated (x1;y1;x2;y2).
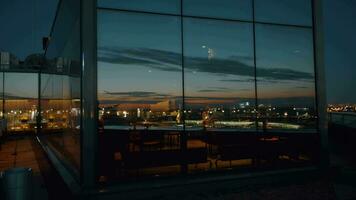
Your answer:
323;0;356;104
0;0;355;104
0;0;57;59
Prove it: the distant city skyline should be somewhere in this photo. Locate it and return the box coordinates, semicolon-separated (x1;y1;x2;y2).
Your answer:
0;0;355;104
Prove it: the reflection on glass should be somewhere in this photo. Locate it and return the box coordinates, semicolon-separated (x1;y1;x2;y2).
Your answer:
184;18;256;131
183;18;256;173
41;0;81;174
95;3;319;180
183;0;252;21
41;74;81;169
98;0;180;15
0;72;3;119
255;24;316;131
98;10;183;180
98;11;182;129
254;0;312;26
4;73;38;133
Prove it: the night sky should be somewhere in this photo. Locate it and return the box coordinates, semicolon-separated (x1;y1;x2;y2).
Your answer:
0;0;355;104
97;9;315;107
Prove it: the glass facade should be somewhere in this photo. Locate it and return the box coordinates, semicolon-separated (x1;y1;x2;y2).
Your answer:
1;0;83;181
0;53;40;134
0;0;325;189
255;24;316;131
97;10;184;178
183;18;256;131
254;0;313;26
4;73;38;133
98;0;180;14
40;0;81;175
0;72;3;120
97;0;319;182
183;0;252;20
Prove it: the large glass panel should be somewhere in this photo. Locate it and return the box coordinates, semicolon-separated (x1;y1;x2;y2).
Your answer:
255;25;318;168
41;0;81;175
184;18;256;172
183;0;252;21
95;0;319;181
41;74;81;169
254;0;312;26
184;18;255;131
0;72;3;120
98;10;183;181
255;24;316;131
4;73;38;133
98;0;180;15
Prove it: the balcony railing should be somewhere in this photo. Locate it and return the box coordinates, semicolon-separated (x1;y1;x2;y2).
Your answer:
328;112;356;129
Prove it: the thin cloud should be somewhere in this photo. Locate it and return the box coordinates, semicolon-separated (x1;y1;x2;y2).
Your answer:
98;47;314;82
104;90;172;98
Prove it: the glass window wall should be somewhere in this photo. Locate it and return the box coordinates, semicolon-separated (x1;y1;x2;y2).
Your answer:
4;73;38;133
98;0;180;15
97;10;183;179
0;0;321;186
96;0;319;182
0;72;3;120
255;24;316;132
40;0;81;176
254;0;312;26
183;0;252;21
183;18;257;172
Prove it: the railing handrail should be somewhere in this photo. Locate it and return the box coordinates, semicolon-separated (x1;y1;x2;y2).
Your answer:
328;112;356;117
328;111;356;129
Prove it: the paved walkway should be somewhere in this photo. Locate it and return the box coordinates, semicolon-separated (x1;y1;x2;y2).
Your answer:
0;137;39;172
0;137;48;200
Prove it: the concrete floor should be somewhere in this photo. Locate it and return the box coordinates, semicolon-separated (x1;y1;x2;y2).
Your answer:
0;137;39;172
0;137;48;200
1;136;355;200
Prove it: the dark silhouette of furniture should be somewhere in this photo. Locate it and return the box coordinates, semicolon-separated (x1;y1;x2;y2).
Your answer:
121;148;207;171
209;133;259;168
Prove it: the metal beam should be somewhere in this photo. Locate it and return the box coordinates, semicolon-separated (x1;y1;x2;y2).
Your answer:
313;0;329;168
81;0;98;189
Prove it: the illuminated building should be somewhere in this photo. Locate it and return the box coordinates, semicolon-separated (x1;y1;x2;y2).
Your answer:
0;0;327;198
